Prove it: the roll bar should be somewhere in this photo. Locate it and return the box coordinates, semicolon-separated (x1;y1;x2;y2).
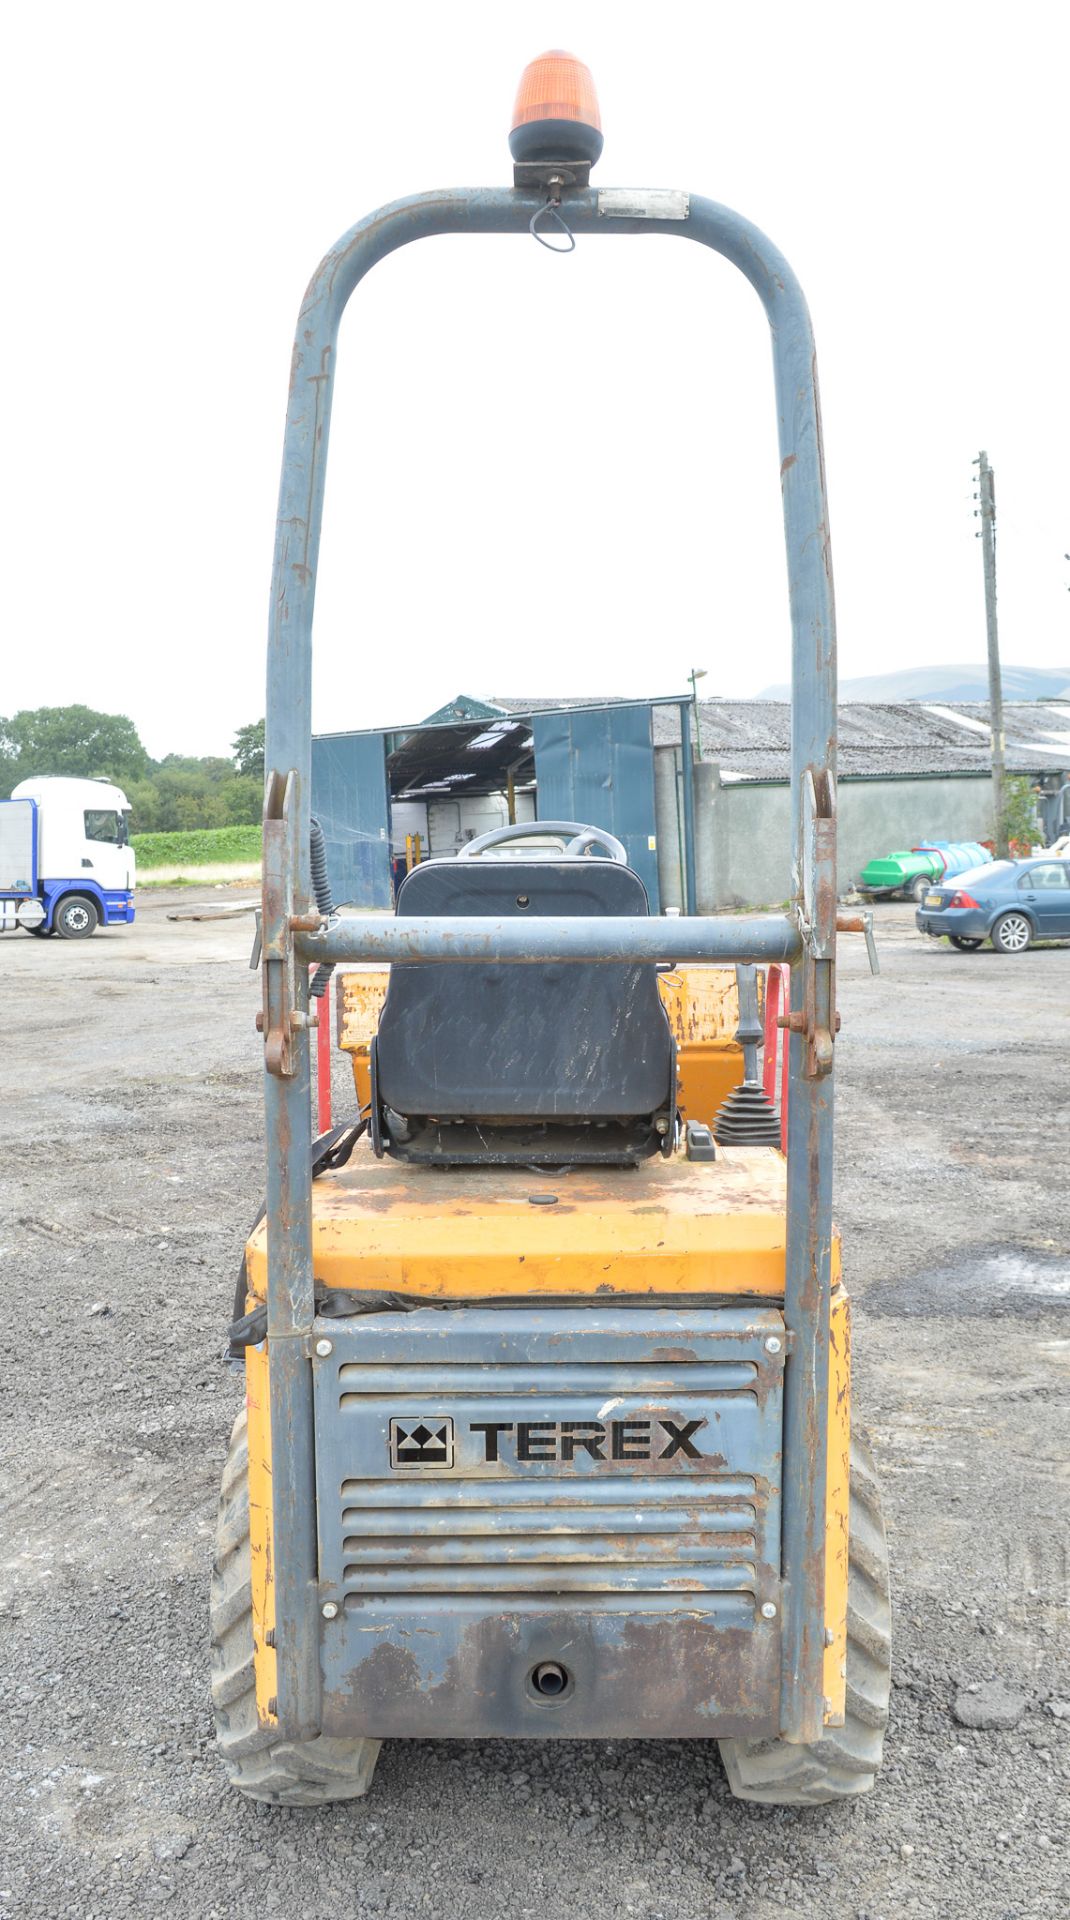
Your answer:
261;186;837;1749
296;912;801;968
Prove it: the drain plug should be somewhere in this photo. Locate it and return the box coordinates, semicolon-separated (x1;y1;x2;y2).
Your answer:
531;1661;569;1697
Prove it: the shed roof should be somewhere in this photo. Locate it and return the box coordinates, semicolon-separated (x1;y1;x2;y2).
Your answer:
489;694;1070;780
654;699;1070;781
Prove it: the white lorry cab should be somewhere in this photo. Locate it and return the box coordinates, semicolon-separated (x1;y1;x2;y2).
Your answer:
0;776;136;937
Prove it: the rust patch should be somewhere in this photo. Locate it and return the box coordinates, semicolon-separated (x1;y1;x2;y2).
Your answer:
325;1604;780;1741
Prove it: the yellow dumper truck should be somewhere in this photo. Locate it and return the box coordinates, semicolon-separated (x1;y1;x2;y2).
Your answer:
213;52;890;1810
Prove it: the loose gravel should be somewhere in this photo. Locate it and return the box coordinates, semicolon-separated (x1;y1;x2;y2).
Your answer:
1;894;1067;1919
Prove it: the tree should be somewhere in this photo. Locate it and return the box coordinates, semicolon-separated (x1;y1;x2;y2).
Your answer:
221;775;263;825
155;753;236;783
0;705;149;796
174;790;228;831
232;719;265;781
0;732;17;800
999;777;1040;856
123;777;165;833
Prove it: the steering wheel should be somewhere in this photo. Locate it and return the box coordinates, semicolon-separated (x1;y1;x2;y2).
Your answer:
455;820;628;864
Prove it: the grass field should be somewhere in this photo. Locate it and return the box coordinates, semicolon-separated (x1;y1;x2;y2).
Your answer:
131;823;262;870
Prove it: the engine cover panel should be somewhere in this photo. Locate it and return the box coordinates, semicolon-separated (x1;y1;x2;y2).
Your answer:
312;1306;785;1738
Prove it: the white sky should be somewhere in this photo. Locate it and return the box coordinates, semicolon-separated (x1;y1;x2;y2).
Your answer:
4;1;1068;760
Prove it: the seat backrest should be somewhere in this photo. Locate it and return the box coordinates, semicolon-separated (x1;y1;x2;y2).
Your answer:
375;857;673;1121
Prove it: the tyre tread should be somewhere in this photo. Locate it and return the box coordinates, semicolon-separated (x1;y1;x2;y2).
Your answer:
210;1408;381;1805
718;1432;892;1805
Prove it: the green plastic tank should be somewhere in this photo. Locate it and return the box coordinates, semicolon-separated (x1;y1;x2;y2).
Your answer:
859;849;943;894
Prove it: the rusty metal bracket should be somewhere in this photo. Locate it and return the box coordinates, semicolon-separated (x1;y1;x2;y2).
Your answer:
261;770;301;1077
779;1009;841;1037
836;909;879;975
794;770;837;1079
799;768;837;960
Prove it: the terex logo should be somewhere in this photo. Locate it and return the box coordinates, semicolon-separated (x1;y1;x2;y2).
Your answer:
470;1418;708;1464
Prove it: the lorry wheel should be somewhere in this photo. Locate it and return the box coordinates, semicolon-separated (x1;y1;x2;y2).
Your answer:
908;875;930;903
210;1408;382;1805
28;924;54;937
718;1433;891;1805
991;912;1031;954
54;895;99;939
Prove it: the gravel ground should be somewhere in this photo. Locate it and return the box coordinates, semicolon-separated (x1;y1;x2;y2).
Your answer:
1;892;1067;1919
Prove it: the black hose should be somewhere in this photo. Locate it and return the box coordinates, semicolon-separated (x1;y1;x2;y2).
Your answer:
309;816;334;1000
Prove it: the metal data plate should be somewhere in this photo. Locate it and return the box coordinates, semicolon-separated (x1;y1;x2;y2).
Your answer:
312;1306;785;1739
598;189;690;221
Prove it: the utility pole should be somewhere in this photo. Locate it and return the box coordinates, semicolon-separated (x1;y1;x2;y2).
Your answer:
689;667;707;761
974;451;1007;856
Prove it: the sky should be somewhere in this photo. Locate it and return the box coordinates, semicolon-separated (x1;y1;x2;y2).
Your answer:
3;2;1068;760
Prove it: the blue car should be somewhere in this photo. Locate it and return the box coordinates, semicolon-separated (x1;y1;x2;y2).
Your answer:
915;857;1070;953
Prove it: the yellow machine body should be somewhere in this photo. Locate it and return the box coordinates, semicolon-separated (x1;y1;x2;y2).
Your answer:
243;1038;850;1731
244;1148;811;1302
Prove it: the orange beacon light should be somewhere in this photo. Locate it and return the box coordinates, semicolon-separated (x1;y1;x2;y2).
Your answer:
509;51;603;169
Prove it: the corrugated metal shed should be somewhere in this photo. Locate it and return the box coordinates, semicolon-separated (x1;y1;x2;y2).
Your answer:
333;693;1070;782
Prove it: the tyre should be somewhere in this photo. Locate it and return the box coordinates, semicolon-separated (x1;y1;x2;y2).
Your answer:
908;875;931;904
54;895;99;939
28;924;54;937
949;936;983;951
990;911;1032;955
211;1408;381;1805
718;1432;891;1804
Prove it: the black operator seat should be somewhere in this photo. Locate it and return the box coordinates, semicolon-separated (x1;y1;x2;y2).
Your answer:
371;827;676;1167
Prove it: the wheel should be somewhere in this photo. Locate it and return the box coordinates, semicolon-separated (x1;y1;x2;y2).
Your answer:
28;924;54;937
211;1407;381;1804
53;895;99;939
908;874;931;903
990;911;1032;955
949;936;982;951
718;1432;891;1804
